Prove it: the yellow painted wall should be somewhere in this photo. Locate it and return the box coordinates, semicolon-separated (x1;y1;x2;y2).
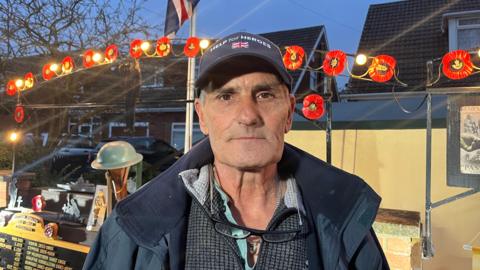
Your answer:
286;129;480;270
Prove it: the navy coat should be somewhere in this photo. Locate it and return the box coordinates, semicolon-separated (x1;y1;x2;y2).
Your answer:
83;138;389;269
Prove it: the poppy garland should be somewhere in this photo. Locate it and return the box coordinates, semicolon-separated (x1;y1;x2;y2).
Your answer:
5;80;17;96
283;46;305;70
61;56;75;73
442;50;474;80
24;72;35;89
323;50;347;76
105;44;119;63
130;39;144;59
14;105;25;123
184;37;201;58
368;55;396;83
83;49;96;68
5;43;480;97
156;37;172;57
302;94;325;120
42;63;55;81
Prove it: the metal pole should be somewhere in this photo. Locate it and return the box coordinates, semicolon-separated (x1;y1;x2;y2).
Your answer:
8;142;17;209
423;93;434;258
11;144;15;177
324;77;332;164
184;5;197;153
431;188;479;209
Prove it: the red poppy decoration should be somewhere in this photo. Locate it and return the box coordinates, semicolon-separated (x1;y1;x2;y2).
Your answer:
61;56;74;73
83;49;96;68
44;223;58;239
5;80;17;96
42;64;55;81
156;37;171;57
184;37;201;58
368;55;396;83
442;50;474;80
323;50;347;76
302;94;325;120
14;105;25;123
32;195;46;212
24;72;35;89
105;44;118;62
283;46;305;71
130;39;143;59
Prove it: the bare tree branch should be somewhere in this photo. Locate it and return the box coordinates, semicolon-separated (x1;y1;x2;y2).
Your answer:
0;0;158;61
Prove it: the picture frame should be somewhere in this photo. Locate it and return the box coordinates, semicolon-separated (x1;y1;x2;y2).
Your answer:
447;94;480;189
86;185;108;232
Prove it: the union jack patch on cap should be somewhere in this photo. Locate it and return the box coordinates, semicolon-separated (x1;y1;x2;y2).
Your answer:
232;42;249;49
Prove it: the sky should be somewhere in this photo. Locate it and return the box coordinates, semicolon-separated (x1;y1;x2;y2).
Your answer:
141;0;400;88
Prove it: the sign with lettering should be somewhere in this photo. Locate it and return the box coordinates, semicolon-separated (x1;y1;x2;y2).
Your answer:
0;213;89;270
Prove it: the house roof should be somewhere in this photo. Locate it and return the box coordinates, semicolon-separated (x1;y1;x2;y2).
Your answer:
345;0;480;95
260;25;330;96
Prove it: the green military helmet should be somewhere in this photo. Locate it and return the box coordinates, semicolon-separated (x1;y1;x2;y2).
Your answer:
91;141;143;170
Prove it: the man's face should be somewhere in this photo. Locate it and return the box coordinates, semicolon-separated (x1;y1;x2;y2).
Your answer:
195;71;295;170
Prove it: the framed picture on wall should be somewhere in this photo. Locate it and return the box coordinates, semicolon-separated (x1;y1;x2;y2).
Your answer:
447;94;480;189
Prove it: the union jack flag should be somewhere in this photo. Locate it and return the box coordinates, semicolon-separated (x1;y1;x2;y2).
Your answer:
232;42;249;49
164;0;200;37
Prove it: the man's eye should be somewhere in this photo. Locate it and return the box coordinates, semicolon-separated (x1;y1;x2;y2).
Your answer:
217;94;232;101
257;92;274;99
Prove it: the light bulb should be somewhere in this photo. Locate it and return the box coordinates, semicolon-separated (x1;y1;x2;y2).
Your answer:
15;79;24;88
92;53;102;62
9;132;18;142
49;63;59;72
355;54;368;65
141;41;150;51
199;39;210;49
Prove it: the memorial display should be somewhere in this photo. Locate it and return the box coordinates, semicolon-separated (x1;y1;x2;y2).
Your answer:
0;213;89;270
447;94;480;189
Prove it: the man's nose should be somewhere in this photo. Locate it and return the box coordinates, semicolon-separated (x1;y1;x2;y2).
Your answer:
237;96;262;126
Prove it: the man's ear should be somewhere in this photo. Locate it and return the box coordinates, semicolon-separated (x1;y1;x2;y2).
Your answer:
284;94;296;133
194;98;209;135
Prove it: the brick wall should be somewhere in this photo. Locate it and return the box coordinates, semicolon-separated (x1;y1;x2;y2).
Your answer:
374;208;422;270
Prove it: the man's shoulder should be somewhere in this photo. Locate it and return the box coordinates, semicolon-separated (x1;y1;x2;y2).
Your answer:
283;142;369;187
83;209;170;269
112;139;214;247
283;143;380;228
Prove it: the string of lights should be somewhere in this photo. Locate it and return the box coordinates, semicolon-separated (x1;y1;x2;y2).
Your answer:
3;36;480;123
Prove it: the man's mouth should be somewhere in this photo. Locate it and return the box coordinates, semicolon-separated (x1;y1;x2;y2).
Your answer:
231;137;265;140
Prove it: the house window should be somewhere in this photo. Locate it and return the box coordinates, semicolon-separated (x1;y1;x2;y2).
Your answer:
79;124;92;136
447;13;480;51
142;65;165;88
68;116;100;137
109;122;149;137
171;123;204;150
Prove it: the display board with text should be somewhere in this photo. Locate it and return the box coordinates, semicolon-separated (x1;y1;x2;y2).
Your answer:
0;213;89;270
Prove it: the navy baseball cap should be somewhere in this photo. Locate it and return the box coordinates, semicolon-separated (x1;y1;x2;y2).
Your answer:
195;32;292;93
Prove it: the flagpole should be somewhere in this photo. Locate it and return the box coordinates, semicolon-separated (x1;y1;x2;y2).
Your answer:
184;3;196;153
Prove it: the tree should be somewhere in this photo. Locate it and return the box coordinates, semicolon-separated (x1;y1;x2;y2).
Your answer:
0;0;155;59
0;0;159;138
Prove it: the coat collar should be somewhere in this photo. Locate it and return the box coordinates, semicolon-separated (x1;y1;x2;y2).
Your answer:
116;138;380;261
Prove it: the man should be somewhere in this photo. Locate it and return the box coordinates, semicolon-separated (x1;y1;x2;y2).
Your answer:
83;32;388;269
